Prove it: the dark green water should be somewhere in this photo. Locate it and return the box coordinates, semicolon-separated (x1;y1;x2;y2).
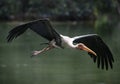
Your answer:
0;21;120;84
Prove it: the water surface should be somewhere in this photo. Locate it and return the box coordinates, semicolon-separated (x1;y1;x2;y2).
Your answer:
0;21;120;84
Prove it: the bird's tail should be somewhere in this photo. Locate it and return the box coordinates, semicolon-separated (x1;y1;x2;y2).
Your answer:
7;24;28;42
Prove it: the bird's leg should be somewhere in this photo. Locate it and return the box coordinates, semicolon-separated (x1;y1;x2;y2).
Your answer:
32;45;54;57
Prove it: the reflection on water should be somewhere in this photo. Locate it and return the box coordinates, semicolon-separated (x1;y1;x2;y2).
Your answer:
0;21;120;84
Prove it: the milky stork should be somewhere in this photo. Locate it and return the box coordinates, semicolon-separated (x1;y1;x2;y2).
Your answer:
7;19;114;70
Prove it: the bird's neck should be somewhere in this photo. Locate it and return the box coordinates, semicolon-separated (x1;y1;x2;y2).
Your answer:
60;35;75;48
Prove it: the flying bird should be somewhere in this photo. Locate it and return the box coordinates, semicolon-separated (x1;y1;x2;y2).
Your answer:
7;19;114;70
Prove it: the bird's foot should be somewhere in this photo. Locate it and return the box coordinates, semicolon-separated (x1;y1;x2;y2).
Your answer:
31;46;54;57
33;51;41;55
31;50;42;57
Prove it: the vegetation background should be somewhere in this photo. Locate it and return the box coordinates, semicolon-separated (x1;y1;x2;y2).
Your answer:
0;0;120;21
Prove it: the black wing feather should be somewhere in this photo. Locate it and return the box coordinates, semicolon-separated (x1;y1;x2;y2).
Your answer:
7;19;62;47
7;24;28;42
73;34;114;70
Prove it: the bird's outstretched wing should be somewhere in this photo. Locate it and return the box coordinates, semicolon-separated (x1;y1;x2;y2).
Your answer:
7;19;62;47
73;34;114;70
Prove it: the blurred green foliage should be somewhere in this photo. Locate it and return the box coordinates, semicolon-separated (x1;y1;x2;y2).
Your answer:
0;0;119;21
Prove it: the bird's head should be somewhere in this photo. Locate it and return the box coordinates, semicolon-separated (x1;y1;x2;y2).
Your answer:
76;43;97;56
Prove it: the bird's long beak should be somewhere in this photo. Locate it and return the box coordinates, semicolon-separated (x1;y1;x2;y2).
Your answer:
77;43;97;56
